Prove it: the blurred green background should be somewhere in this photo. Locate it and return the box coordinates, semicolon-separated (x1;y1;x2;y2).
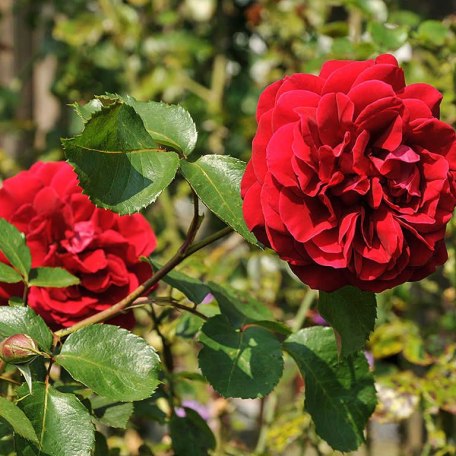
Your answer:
0;0;456;454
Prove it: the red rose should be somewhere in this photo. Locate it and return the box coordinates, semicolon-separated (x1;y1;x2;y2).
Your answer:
0;161;157;328
241;54;456;292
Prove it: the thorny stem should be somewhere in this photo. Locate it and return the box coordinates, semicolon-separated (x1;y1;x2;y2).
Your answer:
22;284;29;306
0;375;20;385
136;297;208;321
55;192;229;338
149;306;176;410
186;225;233;256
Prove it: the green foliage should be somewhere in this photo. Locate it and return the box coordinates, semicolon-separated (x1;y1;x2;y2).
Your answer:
1;0;456;453
124;97;198;156
284;327;377;452
208;281;273;328
55;325;161;402
368;22;409;51
63;101;180;214
169;408;216;456
416;20;449;46
0;219;31;281
0;306;53;352
0;397;38;444
91;396;134;429
16;382;95;456
28;267;80;288
181;155;258;245
0;263;22;284
148;260;211;304
198;315;284;399
319;286;377;357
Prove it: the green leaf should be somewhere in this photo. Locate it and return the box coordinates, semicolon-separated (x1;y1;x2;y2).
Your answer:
15;382;95;456
0;263;22;284
134;397;167;425
0;219;31;280
416;20;448;46
248;320;292;336
0;306;53;352
175;304;219;339
91;396;134;429
283;327;377;452
208;282;272;328
0;423;14;456
28;267;80;288
151;260;212;304
8;296;24;306
180;155;258;245
368;22;408;50
55;325;160;402
198;315;283;399
318;286;377;357
70;99;103;123
124;97;197;156
63;102;180;214
17;365;33;394
0;397;38;443
170;408;216;456
93;432;109;456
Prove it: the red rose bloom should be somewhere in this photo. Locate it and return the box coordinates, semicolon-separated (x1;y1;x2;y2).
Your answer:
241;54;456;292
0;161;157;328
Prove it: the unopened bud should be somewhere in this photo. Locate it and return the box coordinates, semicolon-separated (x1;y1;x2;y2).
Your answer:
0;334;39;364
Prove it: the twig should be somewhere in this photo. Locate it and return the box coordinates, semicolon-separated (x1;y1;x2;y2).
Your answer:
55;191;205;338
186;226;233;256
0;375;20;385
136;297;208;321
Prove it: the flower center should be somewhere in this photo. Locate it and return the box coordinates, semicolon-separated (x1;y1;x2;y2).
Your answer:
62;221;95;254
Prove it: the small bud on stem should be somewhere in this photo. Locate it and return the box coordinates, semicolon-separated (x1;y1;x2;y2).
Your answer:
0;334;39;364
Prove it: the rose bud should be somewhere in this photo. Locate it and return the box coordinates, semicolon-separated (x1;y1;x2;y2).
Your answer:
0;334;39;364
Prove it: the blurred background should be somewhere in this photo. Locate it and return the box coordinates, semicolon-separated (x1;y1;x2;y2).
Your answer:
1;0;456;455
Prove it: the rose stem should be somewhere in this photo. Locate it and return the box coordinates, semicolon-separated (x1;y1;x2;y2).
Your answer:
55;192;231;338
134;297;209;321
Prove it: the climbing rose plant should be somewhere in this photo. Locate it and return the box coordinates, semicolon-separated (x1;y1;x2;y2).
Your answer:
0;161;157;329
0;55;454;455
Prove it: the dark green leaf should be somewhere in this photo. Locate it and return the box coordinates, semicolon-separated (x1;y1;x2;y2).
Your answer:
175;304;219;339
0;306;53;352
319;286;377;357
170;408;216;456
0;397;38;443
198;315;283;399
180;155;258;245
0;219;31;280
8;297;24;306
63;102;180;214
16;382;95;456
0;423;14;456
248;320;292;336
208;282;272;329
0;263;22;284
148;260;211;304
124;97;197;156
284;327;377;452
28;267;80;288
93;432;109;456
17;365;33;394
91;396;134;429
134;398;167;425
55;325;160;402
